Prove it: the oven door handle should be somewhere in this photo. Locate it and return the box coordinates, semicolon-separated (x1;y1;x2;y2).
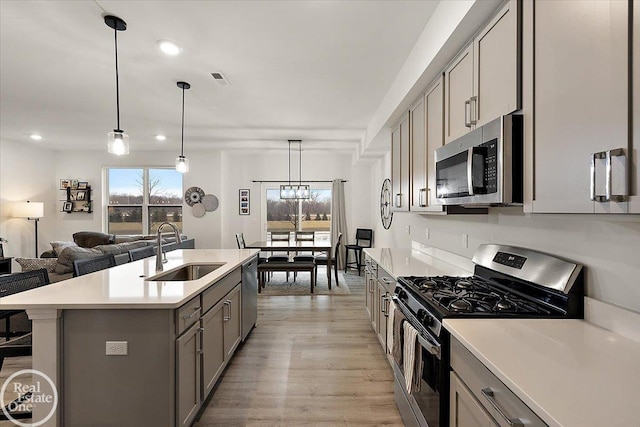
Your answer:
417;334;441;358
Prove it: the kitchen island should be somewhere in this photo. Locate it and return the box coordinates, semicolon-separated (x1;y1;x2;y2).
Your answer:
0;249;259;427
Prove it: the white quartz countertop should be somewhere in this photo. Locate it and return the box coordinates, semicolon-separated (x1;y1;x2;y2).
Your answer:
364;247;473;278
444;318;640;427
0;249;259;310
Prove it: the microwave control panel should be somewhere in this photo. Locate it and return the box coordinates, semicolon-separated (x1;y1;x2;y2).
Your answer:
481;139;498;194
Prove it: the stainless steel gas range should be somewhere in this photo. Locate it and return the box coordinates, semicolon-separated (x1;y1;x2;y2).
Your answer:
391;244;584;427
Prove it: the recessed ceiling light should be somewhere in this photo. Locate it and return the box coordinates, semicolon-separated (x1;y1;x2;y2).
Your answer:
158;40;182;56
155;135;166;141
30;134;42;140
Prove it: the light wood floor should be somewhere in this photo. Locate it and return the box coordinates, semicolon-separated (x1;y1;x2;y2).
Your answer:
0;273;403;426
194;272;404;426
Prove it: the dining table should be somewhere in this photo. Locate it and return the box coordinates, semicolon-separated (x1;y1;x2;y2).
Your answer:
245;239;334;288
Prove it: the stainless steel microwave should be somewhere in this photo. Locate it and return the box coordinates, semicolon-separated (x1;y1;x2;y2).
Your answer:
434;115;523;206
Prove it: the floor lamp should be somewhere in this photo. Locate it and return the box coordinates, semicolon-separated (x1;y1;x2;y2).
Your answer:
13;201;44;258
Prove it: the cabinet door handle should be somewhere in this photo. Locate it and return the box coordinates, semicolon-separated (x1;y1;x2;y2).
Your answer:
183;306;201;320
469;96;478;125
223;301;230;321
605;148;628;202
380;294;386;315
481;388;524;427
226;300;232;320
590;151;608;202
197;327;204;354
418;188;427;207
464;99;471;128
395;193;402;208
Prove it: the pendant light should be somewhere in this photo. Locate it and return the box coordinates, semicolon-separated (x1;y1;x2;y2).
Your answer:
105;15;129;155
175;81;191;173
280;140;310;199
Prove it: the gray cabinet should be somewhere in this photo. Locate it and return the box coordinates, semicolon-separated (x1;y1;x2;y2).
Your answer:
410;96;427;211
450;372;498;427
424;75;446;212
524;0;634;213
392;113;410;211
223;284;242;360
375;271;394;350
445;0;519;144
201;298;225;398
364;256;377;324
450;337;547;427
176;322;201;427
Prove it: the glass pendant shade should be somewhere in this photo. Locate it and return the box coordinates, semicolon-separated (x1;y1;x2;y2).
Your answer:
107;130;129;155
175;155;189;173
280;184;310;200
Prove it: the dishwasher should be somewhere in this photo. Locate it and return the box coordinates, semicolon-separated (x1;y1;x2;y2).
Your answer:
241;255;258;341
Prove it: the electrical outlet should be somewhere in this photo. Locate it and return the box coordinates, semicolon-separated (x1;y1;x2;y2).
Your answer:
405;225;411;235
106;341;128;356
462;234;468;248
425;228;430;239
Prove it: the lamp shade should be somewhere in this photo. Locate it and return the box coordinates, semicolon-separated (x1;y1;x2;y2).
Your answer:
13;201;44;218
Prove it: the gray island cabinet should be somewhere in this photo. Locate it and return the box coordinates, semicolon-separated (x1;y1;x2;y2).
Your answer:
0;249;259;427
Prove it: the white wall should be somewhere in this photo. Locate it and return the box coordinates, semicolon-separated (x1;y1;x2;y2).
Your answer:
371;157;640;314
51;149;223;249
0;139;56;260
220;149;372;249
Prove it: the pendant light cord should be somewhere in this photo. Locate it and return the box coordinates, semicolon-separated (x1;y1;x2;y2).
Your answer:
181;86;185;156
298;141;302;185
114;27;121;131
288;140;292;185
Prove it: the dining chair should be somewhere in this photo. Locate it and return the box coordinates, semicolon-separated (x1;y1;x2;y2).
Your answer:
0;269;51;422
314;232;342;286
128;245;156;262
344;228;373;275
292;231;316;280
235;233;246;249
73;254;117;277
267;231;292;281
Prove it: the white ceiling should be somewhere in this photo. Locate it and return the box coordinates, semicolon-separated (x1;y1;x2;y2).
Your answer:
0;0;439;154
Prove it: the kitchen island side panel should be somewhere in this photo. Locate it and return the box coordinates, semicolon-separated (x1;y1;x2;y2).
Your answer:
63;309;175;427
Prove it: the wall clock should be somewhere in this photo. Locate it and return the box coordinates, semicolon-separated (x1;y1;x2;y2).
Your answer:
185;186;205;206
380;178;393;229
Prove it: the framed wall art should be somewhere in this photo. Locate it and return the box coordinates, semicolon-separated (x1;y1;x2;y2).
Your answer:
239;189;250;215
76;190;86;201
62;201;73;212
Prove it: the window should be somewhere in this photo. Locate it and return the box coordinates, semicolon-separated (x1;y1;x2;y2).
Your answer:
265;186;331;240
106;168;183;235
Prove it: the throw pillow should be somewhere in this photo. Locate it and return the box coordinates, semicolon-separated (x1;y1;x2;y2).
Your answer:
50;241;78;257
55;246;101;274
15;258;58;273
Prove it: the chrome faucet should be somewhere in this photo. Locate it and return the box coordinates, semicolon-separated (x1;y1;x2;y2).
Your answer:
156;222;182;271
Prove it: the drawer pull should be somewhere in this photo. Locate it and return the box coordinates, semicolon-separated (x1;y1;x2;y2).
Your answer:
381;277;394;285
182;306;201;320
481;387;524;427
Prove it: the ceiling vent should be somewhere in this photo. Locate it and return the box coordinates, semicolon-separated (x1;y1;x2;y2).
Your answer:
210;72;230;86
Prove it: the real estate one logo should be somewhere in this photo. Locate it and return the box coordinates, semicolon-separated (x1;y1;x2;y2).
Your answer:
0;369;58;426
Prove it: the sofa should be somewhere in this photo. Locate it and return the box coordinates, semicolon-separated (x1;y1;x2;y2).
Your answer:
16;231;194;283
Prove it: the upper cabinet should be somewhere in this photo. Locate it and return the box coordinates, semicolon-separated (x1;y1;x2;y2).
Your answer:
633;0;639;213
445;0;520;144
391;113;410;211
410;75;446;213
524;0;638;213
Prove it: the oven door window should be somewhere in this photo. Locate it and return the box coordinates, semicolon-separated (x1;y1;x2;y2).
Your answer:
412;346;442;427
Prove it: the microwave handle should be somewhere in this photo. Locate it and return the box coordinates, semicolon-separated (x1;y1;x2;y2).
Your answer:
467;148;475;196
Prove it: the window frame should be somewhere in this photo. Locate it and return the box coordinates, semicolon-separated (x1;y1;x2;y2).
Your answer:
261;182;332;240
103;166;184;235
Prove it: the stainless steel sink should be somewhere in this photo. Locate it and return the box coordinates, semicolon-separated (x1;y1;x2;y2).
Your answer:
146;263;225;281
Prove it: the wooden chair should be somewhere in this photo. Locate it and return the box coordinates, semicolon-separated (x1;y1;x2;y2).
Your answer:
0;269;51;421
292;231;315;280
73;254;116;277
344;228;373;276
128;245;156;262
315;232;342;288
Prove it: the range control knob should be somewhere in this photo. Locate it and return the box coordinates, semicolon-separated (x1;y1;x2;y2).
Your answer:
397;289;407;300
417;309;434;326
